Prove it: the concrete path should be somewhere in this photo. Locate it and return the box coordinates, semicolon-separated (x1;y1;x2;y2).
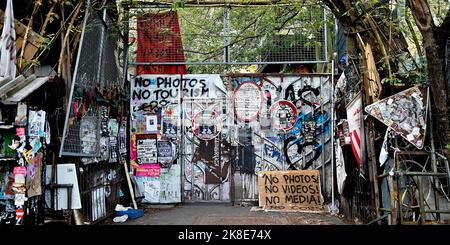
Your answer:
102;203;348;225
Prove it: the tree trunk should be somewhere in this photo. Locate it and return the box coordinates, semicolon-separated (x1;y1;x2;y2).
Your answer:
408;0;450;145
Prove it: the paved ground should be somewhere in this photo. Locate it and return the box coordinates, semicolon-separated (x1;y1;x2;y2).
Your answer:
101;203;348;225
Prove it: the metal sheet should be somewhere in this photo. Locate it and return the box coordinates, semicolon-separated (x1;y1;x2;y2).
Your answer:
0;75;49;104
4;77;48;104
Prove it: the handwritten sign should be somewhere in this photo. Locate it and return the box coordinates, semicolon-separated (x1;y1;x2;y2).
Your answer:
258;170;323;211
131;74;225;116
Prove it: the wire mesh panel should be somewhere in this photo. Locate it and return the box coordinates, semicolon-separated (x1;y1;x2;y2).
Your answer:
128;3;327;67
60;6;121;156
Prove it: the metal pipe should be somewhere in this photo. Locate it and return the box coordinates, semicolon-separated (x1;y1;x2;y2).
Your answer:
424;210;450;213
129;61;329;66
122;0;314;8
403;172;447;177
320;76;326;197
323;7;328;63
330;61;335;209
96;9;107;88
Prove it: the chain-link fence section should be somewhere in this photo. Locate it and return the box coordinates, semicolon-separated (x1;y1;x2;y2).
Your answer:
59;5;121;157
128;4;327;68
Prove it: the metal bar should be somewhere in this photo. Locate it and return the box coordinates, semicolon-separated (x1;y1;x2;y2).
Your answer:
403;172;447;177
59;0;91;157
96;9;106;87
129;61;329;66
320;76;326;197
395;155;403;224
122;5;130;86
424;210;450;213
323;7;328;63
331;59;335;209
377;172;390;178
395;151;429;155
122;0;313;7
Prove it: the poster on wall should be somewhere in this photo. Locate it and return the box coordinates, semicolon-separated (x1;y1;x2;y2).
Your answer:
364;86;428;149
26;152;43;197
109;136;118;163
136;164;161;177
79;116;98;155
157;141;173;167
161;105;179;138
28;110;46;138
136;165;181;203
159;166;181;203
100;106;109;137
136;134;157;164
234;82;263;122
346;93;364;167
142;178;161;203
118;118;127;162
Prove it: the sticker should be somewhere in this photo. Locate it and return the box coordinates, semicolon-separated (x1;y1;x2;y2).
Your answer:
269;100;298;130
145;115;158;132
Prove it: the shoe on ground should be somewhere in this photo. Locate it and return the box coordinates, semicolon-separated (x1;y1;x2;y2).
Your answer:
115;204;132;212
113;214;128;223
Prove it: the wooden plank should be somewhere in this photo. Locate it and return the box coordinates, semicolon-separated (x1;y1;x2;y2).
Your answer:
257;170;324;212
0;9;44;63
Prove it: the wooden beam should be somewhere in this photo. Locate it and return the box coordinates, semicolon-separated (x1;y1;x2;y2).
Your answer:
0;9;44;65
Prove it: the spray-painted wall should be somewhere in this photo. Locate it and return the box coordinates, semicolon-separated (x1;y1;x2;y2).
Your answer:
226;74;333;201
130;74;332;203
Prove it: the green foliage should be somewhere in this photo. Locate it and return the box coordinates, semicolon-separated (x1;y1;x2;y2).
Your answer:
174;3;329;73
172;0;185;9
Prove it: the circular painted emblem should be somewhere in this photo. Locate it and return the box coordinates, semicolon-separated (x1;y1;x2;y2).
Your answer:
192;108;222;140
233;82;263;122
269;100;298;130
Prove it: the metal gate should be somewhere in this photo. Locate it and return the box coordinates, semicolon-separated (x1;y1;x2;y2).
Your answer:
224;74;333;202
181;97;232;202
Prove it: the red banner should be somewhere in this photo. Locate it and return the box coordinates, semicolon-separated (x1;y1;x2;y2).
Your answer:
136;11;186;74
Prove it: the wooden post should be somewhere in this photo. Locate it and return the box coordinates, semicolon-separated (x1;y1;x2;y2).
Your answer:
388;174;397;225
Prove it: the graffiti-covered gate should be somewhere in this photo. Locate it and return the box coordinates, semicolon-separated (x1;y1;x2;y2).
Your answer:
130;73;332;204
224;74;333;202
181;98;232;202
